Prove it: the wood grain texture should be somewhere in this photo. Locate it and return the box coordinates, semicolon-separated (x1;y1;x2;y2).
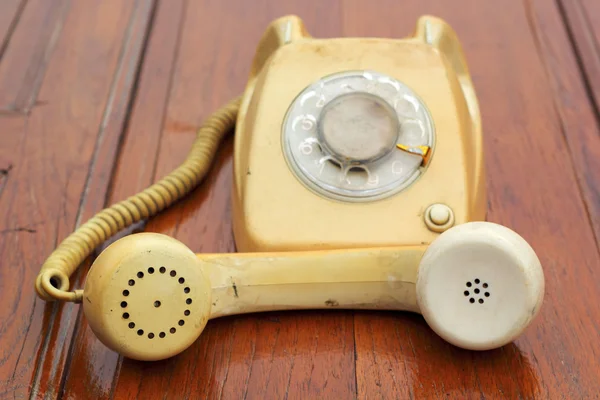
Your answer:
0;1;155;398
0;0;599;398
0;0;27;60
555;0;600;246
0;0;71;113
559;0;600;111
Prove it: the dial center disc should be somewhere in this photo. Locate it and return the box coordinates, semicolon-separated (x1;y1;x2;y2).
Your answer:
318;92;399;163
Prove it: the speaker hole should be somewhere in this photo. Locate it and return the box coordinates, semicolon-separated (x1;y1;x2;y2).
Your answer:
479;299;484;304
485;292;490;297
128;279;135;286
148;267;155;274
466;282;472;287
184;287;190;294
148;333;155;339
186;298;192;304
178;320;185;326
184;310;190;316
464;291;469;296
170;327;176;334
159;332;165;338
170;270;176;277
50;276;61;289
120;301;127;308
483;283;488;288
137;271;144;279
160;267;166;273
122;290;129;296
178;277;185;284
475;279;480;284
137;329;144;336
474;288;480;294
154;300;161;308
469;298;475;304
128;322;135;329
123;313;129;319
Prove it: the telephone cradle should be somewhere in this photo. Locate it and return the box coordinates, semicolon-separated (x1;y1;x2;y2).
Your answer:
34;15;544;362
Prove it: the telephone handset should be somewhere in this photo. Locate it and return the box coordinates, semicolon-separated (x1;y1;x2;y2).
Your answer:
35;15;544;361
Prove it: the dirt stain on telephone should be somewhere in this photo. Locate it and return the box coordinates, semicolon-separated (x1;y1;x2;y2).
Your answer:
325;299;339;307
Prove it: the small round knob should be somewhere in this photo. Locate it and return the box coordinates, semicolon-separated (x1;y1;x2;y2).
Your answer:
424;203;455;233
429;204;451;225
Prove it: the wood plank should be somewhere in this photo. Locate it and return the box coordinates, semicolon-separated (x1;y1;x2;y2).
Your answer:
559;0;600;111
556;0;600;244
343;0;600;398
0;116;21;199
0;1;154;398
36;1;157;398
58;1;179;397
0;0;71;113
0;0;27;59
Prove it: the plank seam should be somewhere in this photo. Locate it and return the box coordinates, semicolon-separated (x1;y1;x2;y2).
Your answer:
57;2;160;396
556;0;600;120
106;2;187;398
16;0;71;114
0;0;29;61
24;0;159;398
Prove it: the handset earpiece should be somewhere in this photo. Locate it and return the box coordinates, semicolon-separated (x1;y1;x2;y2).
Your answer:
80;221;543;360
83;233;212;361
416;222;544;350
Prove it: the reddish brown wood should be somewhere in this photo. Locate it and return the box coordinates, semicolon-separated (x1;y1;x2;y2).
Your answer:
0;0;71;113
0;0;26;57
556;0;600;245
559;0;600;108
58;1;180;397
1;0;600;398
0;1;154;398
42;1;157;398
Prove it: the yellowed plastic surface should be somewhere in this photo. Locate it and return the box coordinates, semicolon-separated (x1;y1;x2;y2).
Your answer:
232;15;486;252
83;233;212;361
201;245;425;319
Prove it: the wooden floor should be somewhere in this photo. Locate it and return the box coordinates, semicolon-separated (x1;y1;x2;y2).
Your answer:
1;0;600;398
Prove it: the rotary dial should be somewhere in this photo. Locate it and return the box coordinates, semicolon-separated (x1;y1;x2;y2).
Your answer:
282;70;435;202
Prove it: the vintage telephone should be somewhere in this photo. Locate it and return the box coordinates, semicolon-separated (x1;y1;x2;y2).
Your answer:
34;15;544;361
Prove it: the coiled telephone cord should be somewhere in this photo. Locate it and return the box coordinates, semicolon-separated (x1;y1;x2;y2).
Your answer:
35;97;241;303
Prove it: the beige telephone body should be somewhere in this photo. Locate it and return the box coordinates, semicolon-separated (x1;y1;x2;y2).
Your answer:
35;15;544;361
